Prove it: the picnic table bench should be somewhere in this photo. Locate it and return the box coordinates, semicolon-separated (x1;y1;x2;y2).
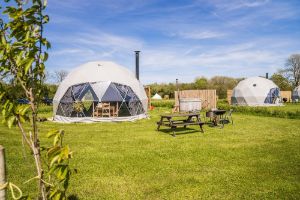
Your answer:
157;113;204;137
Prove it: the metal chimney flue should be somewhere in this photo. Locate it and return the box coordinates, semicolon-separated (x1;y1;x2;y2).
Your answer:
135;51;140;80
266;73;269;79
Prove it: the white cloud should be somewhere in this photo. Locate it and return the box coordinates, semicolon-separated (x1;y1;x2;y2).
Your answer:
47;32;299;83
210;0;298;28
209;0;270;11
45;0;300;84
172;31;226;40
51;48;92;56
76;32;143;51
137;38;298;83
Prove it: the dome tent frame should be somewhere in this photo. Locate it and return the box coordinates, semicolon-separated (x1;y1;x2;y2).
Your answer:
231;77;282;106
53;61;148;122
292;86;300;102
152;93;162;100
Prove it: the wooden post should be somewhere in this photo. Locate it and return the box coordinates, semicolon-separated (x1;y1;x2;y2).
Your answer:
0;145;6;200
144;86;151;109
175;79;180;112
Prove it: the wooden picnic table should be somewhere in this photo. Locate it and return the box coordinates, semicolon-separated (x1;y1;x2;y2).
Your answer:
156;113;204;137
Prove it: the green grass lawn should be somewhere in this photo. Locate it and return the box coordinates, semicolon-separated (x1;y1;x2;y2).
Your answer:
0;107;300;199
267;103;300;112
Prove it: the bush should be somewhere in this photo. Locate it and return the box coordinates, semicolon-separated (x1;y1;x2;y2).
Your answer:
217;101;300;119
38;105;53;113
151;100;174;108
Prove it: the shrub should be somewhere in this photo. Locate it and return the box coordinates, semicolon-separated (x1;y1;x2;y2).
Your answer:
151;100;174;108
217;101;300;119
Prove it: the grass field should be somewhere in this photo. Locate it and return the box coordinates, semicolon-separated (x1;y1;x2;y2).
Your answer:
0;106;300;199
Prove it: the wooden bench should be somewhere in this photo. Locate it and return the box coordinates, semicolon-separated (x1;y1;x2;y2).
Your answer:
157;113;204;137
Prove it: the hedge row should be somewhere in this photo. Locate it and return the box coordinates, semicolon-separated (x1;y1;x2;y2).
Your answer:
150;99;300;119
151;100;175;108
217;102;300;119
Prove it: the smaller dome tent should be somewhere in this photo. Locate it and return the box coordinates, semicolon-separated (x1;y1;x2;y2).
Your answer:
292;86;300;102
152;93;162;100
53;61;148;122
231;77;281;106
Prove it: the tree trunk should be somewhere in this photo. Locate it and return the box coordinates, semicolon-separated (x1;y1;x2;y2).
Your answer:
32;145;46;200
0;146;6;200
29;90;47;200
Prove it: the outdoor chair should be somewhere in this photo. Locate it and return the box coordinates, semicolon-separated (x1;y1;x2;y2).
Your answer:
93;103;102;117
219;109;233;126
102;102;111;117
110;103;119;117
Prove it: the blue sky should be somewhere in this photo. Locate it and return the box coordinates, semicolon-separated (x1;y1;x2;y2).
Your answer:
45;0;300;83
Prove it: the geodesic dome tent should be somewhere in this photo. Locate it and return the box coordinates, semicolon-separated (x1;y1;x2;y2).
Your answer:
292;86;300;102
152;93;162;100
53;61;148;122
231;77;282;106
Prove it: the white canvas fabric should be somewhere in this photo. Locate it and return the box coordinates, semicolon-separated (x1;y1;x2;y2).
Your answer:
53;113;148;123
90;81;111;100
152;93;162;99
231;77;282;106
292;86;300;102
53;61;148;122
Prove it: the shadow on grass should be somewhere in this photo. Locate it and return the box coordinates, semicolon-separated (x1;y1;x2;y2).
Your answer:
157;127;203;137
68;194;79;200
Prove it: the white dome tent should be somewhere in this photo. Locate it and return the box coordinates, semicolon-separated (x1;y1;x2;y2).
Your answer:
292;86;300;102
53;61;148;123
231;77;282;106
152;93;162;100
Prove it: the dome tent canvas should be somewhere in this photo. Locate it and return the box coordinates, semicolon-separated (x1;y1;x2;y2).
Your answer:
231;77;282;106
292;86;300;102
53;61;148;122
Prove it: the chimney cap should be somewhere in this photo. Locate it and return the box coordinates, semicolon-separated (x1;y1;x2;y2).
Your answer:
135;51;140;53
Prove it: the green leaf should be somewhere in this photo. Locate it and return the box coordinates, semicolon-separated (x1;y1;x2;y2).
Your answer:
61;146;70;158
50;155;60;167
49;188;59;199
20;105;30;115
53;134;60;146
47;130;59;138
43;52;48;61
57;165;68;180
47;146;60;158
15;51;24;66
18;115;26;123
7;115;16;128
0;93;5;101
43;15;49;23
1;35;7;45
24;58;34;74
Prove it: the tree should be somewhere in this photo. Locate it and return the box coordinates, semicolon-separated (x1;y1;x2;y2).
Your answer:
281;54;300;87
271;73;292;91
54;70;68;84
208;76;238;99
194;77;208;89
0;1;73;199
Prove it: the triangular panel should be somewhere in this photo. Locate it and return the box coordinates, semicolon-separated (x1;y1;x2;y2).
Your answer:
101;83;123;102
91;82;111;100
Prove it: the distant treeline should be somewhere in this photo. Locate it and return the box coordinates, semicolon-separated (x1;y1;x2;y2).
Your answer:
148;74;293;99
148;76;242;99
1;73;292;101
0;81;58;100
